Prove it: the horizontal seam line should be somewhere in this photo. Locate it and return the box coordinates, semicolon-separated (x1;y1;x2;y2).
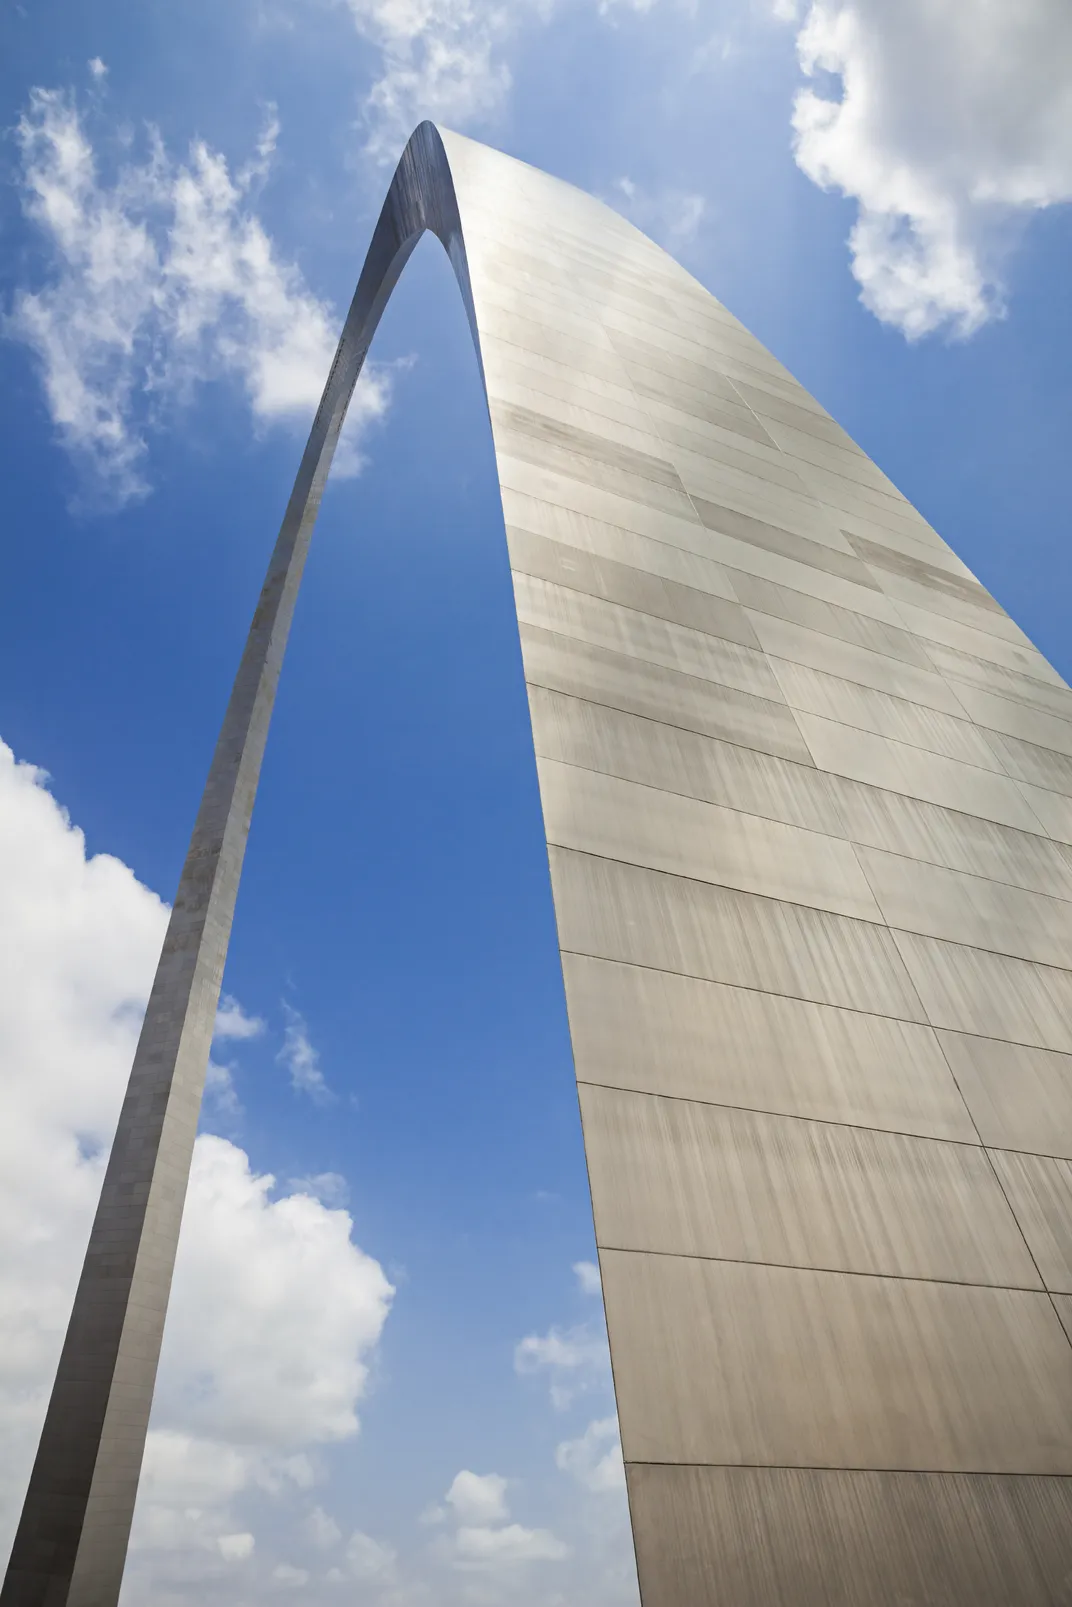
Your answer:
596;1242;1047;1295
623;1461;1072;1479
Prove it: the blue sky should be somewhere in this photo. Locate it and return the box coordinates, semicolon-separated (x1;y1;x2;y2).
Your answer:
1;1;1070;1602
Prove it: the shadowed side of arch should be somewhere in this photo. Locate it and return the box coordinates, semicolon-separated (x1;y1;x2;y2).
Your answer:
10;116;1072;1607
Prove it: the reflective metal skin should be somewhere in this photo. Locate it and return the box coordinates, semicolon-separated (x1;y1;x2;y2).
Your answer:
7;122;1072;1606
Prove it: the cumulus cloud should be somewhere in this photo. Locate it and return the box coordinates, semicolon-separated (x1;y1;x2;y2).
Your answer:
786;0;1072;337
445;1469;509;1525
0;736;394;1598
555;1416;625;1494
8;88;393;506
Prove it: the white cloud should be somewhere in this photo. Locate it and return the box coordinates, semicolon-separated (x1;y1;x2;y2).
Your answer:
8;88;392;506
0;735;394;1597
87;57;108;80
453;1522;568;1566
572;1259;601;1297
515;1321;611;1409
344;0;517;165
306;1505;343;1549
787;0;1072;337
217;1532;255;1562
278;1000;333;1103
272;1562;310;1586
214;995;265;1042
555;1416;625;1494
445;1469;509;1525
345;1528;398;1579
288;1170;351;1207
610;176;707;248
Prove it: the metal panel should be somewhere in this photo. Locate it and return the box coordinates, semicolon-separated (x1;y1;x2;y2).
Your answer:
856;844;1072;968
845;530;1005;615
500;489;740;600
512;572;782;699
549;847;928;1021
749;611;968;716
580;1085;1035;1286
989;1150;1072;1293
984;730;1072;795
626;1464;1072;1607
923;641;1072;721
1014;781;1072;846
950;682;1072;760
827;774;1072;900
888;590;1058;680
517;624;815;764
879;569;1038;647
722;566;934;668
794;708;1043;831
770;657;1008;770
600;1249;1072;1471
506;527;760;647
537;758;882;919
893;929;1072;1053
938;1031;1072;1158
692;496;871;570
562;952;975;1140
527;686;844;834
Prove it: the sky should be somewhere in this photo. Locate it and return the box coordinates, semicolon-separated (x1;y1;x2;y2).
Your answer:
1;1;1071;1603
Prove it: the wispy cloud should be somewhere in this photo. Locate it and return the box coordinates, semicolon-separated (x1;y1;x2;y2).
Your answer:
514;1320;612;1410
610;175;707;249
277;1001;333;1104
7;88;393;507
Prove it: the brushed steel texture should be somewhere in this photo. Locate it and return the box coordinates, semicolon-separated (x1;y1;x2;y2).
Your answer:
530;684;1072;899
985;729;1072;795
626;1464;1072;1607
938;1031;1072;1158
989;1150;1072;1293
951;681;1072;760
856;844;1072;968
580;1084;1036;1286
601;1249;1072;1472
749;610;971;716
893;929;1072;1053
512;571;784;700
889;589;1060;677
794;707;1045;831
550;847;928;1020
722;565;935;668
527;684;845;833
769;656;1009;770
563;952;975;1140
500;488;740;600
518;623;816;763
505;525;760;646
536;756;883;920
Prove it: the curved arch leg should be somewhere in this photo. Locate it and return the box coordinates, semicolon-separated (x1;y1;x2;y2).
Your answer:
9;118;1072;1607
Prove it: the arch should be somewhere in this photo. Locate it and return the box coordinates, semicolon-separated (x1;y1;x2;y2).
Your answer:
9;121;1072;1607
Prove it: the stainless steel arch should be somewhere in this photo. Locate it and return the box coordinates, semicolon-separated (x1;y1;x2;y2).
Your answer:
9;120;1072;1607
